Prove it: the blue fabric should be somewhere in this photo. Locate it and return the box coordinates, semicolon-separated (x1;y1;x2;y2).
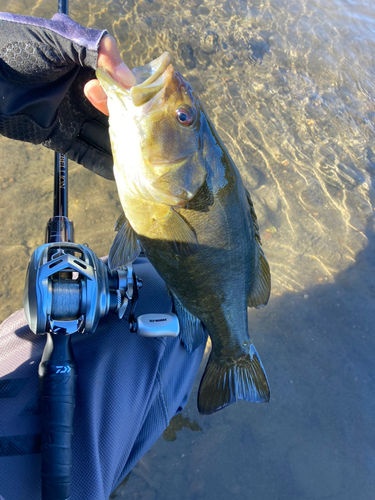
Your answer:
0;258;207;499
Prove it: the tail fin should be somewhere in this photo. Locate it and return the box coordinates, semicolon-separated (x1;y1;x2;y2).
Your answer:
197;344;270;415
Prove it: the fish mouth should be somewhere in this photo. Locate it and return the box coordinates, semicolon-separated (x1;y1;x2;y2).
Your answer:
130;52;172;107
132;52;172;86
95;67;131;99
96;52;173;107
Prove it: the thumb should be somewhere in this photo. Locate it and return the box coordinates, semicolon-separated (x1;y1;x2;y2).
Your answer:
97;34;136;88
84;35;135;116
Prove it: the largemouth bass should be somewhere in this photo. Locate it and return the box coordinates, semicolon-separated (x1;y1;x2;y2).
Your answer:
96;53;271;415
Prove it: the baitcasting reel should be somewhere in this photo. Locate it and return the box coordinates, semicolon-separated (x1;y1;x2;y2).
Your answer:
23;237;179;338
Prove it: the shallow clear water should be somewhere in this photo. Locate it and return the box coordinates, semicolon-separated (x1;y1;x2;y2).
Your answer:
1;0;375;498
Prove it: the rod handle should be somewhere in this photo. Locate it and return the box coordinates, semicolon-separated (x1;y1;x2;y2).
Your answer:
39;333;76;500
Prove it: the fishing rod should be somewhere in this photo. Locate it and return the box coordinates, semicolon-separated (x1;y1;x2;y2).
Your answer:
22;3;179;498
22;3;129;499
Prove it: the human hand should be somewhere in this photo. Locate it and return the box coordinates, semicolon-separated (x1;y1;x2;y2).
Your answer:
0;13;131;180
84;35;135;116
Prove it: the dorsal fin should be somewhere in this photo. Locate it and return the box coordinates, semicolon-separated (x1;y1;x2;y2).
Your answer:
247;247;271;308
245;189;271;308
245;188;261;245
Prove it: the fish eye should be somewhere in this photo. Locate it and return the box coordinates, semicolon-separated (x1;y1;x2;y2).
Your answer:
176;107;195;126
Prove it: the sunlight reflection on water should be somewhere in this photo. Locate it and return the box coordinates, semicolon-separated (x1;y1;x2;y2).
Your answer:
1;0;374;321
1;0;375;498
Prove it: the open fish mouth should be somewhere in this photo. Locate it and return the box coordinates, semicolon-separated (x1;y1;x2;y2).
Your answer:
132;52;172;86
95;67;131;98
130;52;172;106
96;52;173;107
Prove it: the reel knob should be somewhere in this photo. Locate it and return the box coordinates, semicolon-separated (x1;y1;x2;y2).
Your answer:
136;313;180;338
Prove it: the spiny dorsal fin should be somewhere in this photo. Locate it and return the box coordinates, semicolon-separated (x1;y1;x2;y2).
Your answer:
108;213;141;270
245;188;261;245
156;207;199;257
171;292;206;354
245;189;271;308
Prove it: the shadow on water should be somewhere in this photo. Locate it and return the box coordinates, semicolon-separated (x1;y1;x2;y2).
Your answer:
117;218;375;500
162;413;202;442
3;210;374;500
3;156;375;499
110;416;202;498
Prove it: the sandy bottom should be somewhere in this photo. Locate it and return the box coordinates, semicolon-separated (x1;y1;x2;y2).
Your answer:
0;135;120;322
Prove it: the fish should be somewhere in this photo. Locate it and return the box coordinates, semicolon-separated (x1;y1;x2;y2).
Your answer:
96;52;271;415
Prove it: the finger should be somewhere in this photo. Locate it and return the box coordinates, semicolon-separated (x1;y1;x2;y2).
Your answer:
84;80;109;116
98;34;136;88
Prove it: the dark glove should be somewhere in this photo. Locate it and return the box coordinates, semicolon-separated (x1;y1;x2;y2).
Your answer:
0;13;114;180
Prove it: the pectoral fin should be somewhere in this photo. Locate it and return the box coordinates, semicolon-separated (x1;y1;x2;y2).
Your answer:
245;189;271;308
109;213;141;270
156;207;198;257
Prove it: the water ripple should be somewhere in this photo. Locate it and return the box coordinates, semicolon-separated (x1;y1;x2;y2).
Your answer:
1;0;375;318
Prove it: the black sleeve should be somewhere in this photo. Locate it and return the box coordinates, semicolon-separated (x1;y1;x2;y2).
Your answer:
0;13;114;180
